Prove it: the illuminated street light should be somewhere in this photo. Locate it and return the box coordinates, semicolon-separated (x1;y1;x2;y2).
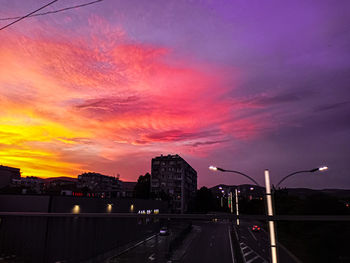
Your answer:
276;166;328;188
318;166;328;171
209;165;218;171
209;165;260;186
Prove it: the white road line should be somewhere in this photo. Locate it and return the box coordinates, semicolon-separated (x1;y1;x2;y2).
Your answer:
246;255;259;263
247;228;257;241
148;253;155;261
244;250;254;257
228;228;235;263
107;233;158;259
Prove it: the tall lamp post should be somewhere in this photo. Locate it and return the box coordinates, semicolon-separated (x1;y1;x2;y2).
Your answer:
265;169;278;263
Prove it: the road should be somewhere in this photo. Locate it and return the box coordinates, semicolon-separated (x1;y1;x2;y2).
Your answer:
107;220;235;263
236;220;301;263
181;220;235;263
106;233;171;263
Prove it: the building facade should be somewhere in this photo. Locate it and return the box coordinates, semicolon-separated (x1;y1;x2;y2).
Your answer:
0;165;21;188
151;154;197;213
12;176;44;194
77;172;122;198
120;181;137;198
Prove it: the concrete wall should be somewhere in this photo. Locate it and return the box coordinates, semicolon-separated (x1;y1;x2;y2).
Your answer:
0;215;164;263
0;195;169;262
0;194;169;213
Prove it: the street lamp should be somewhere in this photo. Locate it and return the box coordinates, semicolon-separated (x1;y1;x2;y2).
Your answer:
209;165;261;186
276;166;328;189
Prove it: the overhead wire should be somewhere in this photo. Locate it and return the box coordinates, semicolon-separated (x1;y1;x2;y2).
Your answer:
0;0;58;31
0;0;103;21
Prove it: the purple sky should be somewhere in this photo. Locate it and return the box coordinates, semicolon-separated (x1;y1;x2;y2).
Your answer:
1;0;350;189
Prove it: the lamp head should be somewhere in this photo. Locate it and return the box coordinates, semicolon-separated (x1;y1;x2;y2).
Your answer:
309;166;328;173
318;166;328;171
209;165;217;171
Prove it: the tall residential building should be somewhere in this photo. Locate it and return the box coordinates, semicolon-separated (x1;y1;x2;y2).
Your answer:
151;154;197;213
0;165;21;188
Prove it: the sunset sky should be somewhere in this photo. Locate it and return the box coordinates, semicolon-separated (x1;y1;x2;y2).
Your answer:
1;0;349;188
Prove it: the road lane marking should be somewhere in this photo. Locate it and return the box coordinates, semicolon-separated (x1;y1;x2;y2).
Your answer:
106;233;158;261
248;228;257;241
148;253;155;261
246;255;259;263
244;250;253;257
228;228;235;263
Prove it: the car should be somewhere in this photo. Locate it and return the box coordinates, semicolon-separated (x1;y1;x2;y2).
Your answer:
252;225;261;232
159;226;169;236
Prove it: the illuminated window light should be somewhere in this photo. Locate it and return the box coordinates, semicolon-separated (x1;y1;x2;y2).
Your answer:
72;205;80;214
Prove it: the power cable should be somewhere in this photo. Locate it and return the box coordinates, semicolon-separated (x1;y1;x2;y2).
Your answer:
0;0;58;31
0;0;103;21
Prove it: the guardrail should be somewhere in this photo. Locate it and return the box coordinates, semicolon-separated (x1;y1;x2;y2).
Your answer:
1;212;350;221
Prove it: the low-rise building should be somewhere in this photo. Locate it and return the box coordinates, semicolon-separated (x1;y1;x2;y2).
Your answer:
0;165;21;188
12;176;44;194
120;181;137;198
77;172;122;198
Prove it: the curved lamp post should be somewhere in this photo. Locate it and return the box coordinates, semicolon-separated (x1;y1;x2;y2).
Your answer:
209;165;260;186
276;166;328;189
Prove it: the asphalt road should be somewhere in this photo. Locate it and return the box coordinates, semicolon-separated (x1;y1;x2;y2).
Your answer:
107;220;235;263
107;233;171;263
236;220;301;263
181;220;235;263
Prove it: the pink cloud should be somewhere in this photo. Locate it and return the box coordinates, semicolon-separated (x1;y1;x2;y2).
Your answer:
0;16;269;179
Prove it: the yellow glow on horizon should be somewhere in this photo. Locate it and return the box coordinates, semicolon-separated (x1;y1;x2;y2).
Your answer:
0;113;88;178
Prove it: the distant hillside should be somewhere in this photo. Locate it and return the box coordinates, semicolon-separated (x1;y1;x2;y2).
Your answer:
43;177;77;182
210;184;350;198
275;188;350;198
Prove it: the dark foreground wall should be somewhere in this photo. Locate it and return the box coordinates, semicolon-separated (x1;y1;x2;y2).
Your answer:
0;194;169;213
0;215;163;263
0;195;169;262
